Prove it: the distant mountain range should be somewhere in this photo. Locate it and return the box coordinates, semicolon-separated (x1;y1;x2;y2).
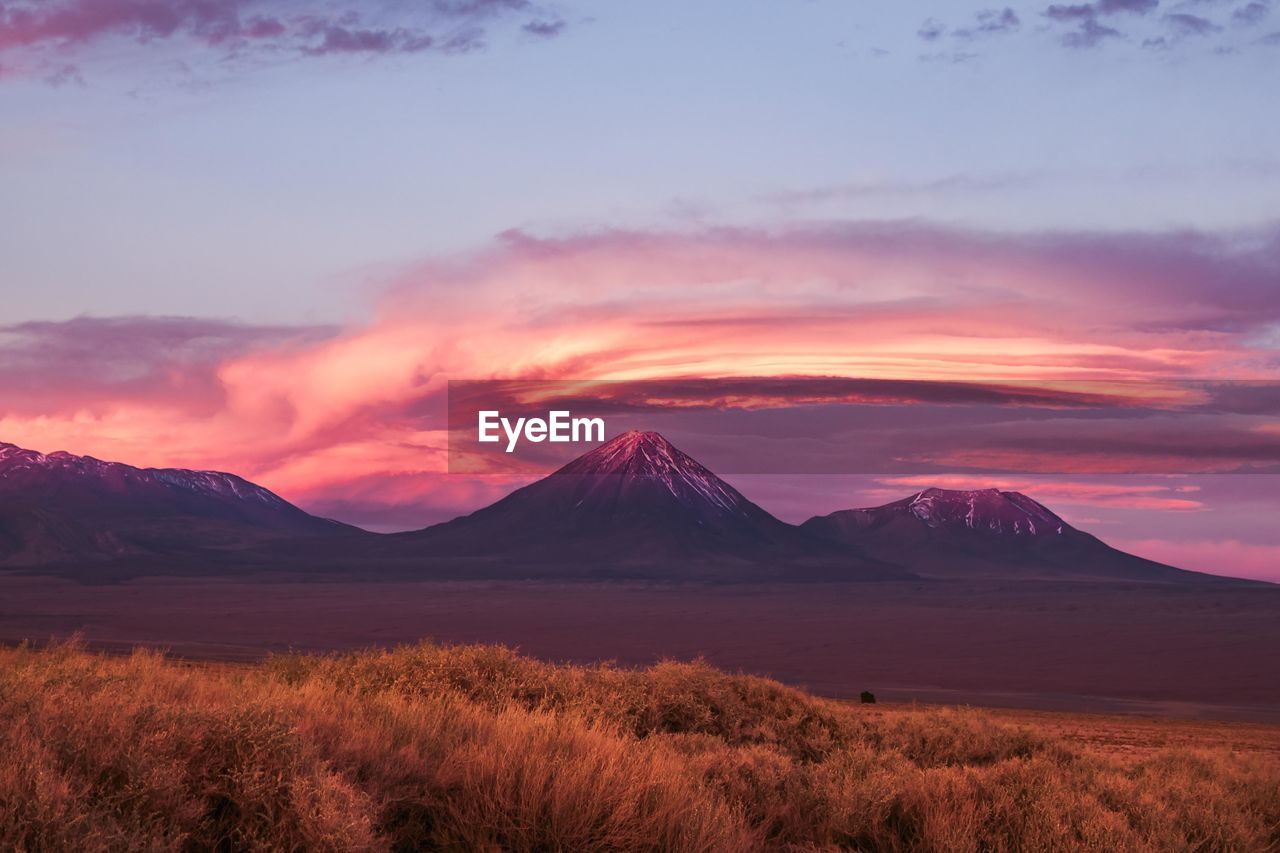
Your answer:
388;430;904;580
0;442;353;566
0;434;1247;584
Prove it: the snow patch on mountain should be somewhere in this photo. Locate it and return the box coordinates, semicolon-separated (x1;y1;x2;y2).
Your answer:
560;430;750;517
890;487;1069;537
0;441;286;506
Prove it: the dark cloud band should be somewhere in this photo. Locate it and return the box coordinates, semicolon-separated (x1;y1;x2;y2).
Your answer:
0;0;561;76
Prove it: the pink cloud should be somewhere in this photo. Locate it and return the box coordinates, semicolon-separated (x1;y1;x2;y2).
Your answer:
0;315;334;416
2;222;1278;524
0;0;550;79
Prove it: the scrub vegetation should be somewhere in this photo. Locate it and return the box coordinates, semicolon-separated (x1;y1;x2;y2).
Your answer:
1;640;1277;851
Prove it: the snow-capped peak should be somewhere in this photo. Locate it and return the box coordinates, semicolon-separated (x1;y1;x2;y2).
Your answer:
901;487;1068;537
556;430;750;516
0;440;286;507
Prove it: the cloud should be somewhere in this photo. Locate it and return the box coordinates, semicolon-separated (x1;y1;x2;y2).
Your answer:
917;18;945;41
3;221;1278;523
522;19;565;38
1042;0;1234;49
980;7;1022;31
298;470;523;531
1061;18;1125;46
450;377;1175;414
1046;4;1101;22
298;25;436;57
916;8;1020;45
1046;0;1159;19
0;315;334;415
1046;0;1158;21
443;375;1280;482
919;49;980;64
41;62;83;86
1233;2;1270;27
1098;0;1160;14
912;418;1280;475
0;0;552;79
1163;12;1223;35
926;2;1245;57
1011;0;1271;54
953;7;1022;39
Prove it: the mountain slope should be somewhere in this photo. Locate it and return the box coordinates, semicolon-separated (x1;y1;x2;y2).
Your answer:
394;431;906;579
2;437;1243;585
0;442;356;566
801;487;1224;583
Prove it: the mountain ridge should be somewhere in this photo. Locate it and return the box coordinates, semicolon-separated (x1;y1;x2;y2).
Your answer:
0;440;356;566
0;434;1256;585
809;487;1071;537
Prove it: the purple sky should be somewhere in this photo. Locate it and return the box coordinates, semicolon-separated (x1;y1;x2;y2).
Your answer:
0;0;1278;580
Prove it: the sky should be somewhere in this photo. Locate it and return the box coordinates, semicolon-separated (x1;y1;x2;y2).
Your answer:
1;0;1278;580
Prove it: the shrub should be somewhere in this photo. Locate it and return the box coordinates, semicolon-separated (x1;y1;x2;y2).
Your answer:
0;640;1275;852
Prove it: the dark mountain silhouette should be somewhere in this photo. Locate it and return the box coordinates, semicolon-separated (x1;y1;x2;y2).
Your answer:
0;442;356;566
390;430;907;580
0;435;1250;585
801;487;1222;583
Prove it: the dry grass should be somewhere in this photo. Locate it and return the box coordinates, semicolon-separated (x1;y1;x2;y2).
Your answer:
0;640;1276;851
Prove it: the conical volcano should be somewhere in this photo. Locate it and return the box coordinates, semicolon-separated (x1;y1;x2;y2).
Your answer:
397;431;907;579
528;430;778;533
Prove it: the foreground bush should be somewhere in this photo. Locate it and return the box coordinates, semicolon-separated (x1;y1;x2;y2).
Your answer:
0;641;1275;851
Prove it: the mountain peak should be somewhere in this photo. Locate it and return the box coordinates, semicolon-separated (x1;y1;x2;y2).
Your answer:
801;485;1074;544
0;442;43;462
409;427;908;578
821;486;1064;538
1;441;272;504
900;487;1068;537
0;440;350;565
551;429;749;516
597;429;675;456
917;486;999;497
801;485;1219;583
0;440;348;527
592;427;672;452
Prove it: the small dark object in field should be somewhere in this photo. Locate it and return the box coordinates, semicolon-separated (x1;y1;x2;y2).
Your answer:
860;691;876;704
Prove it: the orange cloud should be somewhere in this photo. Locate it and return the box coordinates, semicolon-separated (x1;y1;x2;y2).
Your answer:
1;223;1276;526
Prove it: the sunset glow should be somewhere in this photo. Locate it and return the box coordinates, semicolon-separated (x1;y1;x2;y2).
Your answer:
3;1;1278;580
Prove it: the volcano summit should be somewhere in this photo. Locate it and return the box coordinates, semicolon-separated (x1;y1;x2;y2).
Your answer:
393;430;905;580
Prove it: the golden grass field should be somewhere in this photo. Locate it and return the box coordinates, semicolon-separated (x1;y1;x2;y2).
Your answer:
1;641;1277;852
